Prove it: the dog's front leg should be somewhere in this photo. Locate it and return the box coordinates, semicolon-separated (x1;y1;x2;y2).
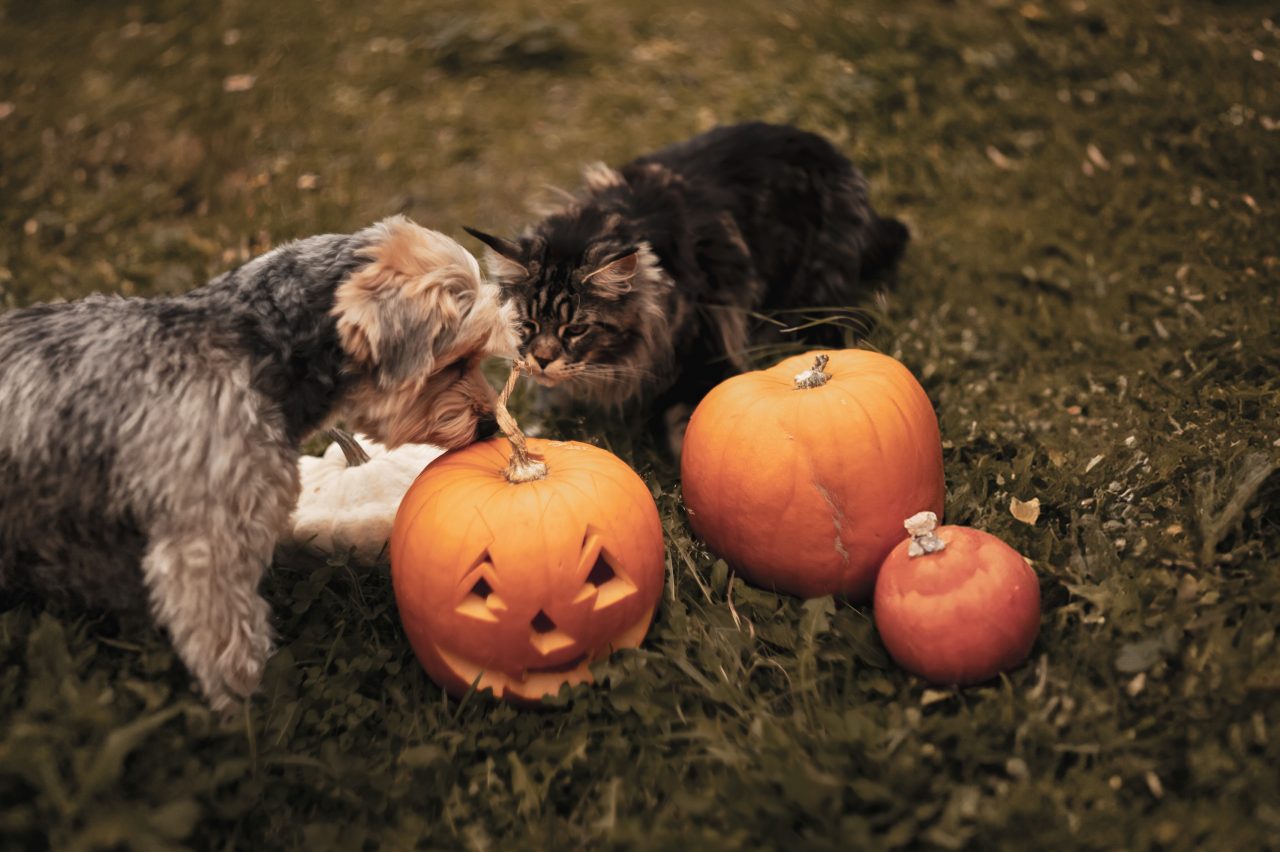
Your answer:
142;528;275;712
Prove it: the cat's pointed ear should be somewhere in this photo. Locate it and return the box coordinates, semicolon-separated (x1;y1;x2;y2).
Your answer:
463;227;521;259
463;227;528;282
583;248;639;298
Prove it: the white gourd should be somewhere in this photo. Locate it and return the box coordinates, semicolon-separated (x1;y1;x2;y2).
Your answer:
288;430;445;564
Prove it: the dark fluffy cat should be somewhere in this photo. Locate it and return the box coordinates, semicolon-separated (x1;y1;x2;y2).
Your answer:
466;121;909;430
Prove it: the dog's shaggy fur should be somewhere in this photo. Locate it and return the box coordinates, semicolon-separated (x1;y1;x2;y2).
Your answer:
0;216;516;710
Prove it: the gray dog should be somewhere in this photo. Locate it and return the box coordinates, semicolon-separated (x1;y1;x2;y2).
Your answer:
0;216;516;710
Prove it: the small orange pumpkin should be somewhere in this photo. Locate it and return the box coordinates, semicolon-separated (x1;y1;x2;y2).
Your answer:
874;512;1040;685
390;369;664;703
680;350;945;600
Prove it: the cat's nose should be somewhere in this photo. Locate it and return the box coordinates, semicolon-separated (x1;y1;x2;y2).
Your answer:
529;336;561;370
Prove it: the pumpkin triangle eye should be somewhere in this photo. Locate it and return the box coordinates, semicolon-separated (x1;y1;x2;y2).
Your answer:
574;546;637;611
455;556;505;622
585;556;615;587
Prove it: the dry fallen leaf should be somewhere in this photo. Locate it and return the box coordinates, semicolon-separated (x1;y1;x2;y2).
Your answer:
223;74;256;93
986;145;1016;170
1010;496;1041;525
1145;771;1164;799
921;689;953;707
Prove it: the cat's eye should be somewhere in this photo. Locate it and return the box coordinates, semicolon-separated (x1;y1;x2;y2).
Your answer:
519;320;539;338
562;323;590;338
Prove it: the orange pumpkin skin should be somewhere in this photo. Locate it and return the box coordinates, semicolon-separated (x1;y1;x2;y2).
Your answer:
680;350;945;600
874;525;1040;685
391;437;663;703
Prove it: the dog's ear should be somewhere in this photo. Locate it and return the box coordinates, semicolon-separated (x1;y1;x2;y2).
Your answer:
463;226;529;283
335;217;488;388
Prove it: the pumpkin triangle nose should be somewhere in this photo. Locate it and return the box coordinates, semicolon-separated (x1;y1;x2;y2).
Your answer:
531;610;557;633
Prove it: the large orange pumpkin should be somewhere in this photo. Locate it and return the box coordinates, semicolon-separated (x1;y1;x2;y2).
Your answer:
390;374;664;703
681;350;944;600
874;512;1040;685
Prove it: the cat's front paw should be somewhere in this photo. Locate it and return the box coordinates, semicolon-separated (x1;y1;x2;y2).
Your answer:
664;403;693;458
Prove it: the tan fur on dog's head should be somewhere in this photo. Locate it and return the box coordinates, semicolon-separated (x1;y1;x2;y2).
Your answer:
333;216;517;449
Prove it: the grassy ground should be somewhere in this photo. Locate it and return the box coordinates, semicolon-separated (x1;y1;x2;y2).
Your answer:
2;0;1278;848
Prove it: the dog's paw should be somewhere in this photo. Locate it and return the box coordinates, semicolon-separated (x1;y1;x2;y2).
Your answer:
172;594;275;711
205;684;245;719
215;603;275;700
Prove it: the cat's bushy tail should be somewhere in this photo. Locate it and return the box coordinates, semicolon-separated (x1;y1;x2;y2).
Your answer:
859;216;910;280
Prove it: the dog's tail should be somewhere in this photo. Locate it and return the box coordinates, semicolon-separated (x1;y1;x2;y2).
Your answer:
859;216;910;281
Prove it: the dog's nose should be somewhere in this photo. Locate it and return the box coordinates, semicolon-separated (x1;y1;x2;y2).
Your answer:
475;413;501;441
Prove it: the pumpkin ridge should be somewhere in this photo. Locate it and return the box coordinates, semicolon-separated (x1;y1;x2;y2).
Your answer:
716;388;773;532
540;446;642;520
830;381;888;461
760;369;801;391
469;447;512;479
711;386;803;584
874;368;936;453
588;473;660;578
885;388;936;481
770;406;803;513
546;470;601;511
540;446;660;580
568;462;635;507
525;489;568;601
392;479;452;552
593;471;657;546
469;490;520;570
876;380;933;505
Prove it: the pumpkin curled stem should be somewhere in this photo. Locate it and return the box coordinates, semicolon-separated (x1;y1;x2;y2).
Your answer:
494;362;549;483
327;428;371;467
793;354;832;389
905;511;947;557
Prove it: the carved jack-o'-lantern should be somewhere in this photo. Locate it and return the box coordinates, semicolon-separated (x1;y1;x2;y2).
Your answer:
390;368;664;703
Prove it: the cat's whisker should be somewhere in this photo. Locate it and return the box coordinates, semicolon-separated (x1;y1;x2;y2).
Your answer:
578;361;656;375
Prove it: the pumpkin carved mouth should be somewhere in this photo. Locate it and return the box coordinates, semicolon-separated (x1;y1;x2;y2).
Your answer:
429;606;652;703
527;653;589;675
